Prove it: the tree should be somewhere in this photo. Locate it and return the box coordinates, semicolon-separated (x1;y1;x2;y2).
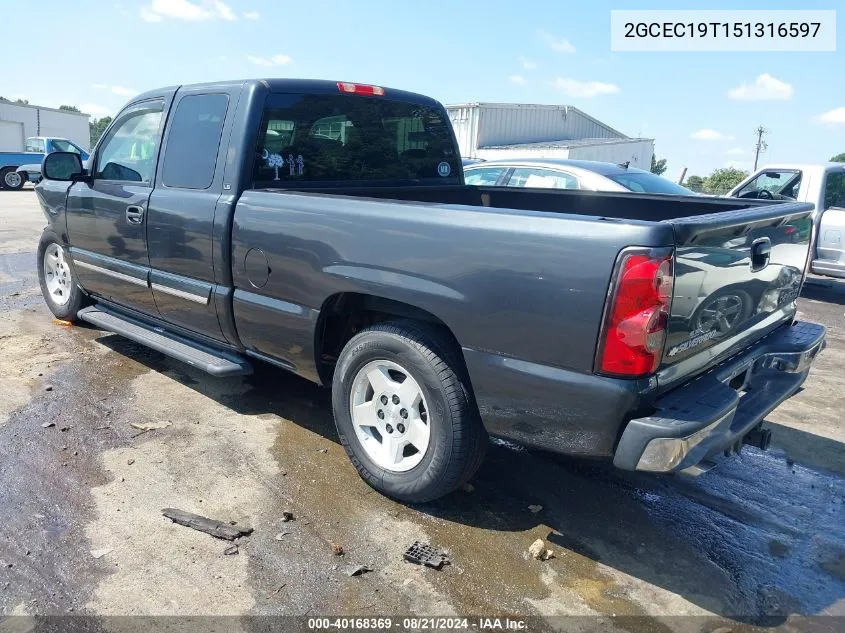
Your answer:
831;153;845;163
703;167;748;195
59;105;82;113
14;98;29;105
650;153;667;176
89;116;112;147
684;175;705;192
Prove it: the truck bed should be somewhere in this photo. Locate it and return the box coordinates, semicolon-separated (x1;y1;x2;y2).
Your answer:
263;183;775;222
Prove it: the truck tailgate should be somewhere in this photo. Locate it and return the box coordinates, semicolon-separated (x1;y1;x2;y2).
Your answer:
657;201;814;391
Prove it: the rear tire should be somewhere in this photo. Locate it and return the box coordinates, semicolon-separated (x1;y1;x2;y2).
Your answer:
332;321;487;503
1;168;25;191
37;230;89;321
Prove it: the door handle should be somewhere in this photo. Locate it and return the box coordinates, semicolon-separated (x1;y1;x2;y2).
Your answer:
126;205;145;225
750;237;771;272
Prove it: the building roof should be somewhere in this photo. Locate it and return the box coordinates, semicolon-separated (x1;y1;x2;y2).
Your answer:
479;137;653;150
0;99;90;118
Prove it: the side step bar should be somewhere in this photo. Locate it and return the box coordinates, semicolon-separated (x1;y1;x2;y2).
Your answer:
78;306;252;377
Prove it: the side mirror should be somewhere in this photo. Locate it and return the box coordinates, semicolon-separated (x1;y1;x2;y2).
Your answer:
42;152;86;182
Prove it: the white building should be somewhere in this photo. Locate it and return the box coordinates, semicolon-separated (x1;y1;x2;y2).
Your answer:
0;101;91;152
446;102;653;170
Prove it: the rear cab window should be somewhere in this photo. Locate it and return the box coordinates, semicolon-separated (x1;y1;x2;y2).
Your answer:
252;92;459;187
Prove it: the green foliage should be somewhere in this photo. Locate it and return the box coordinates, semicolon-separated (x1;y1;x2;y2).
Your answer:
831;153;845;163
684;175;704;192
650;153;667;176
703;167;748;195
59;105;82;113
89;117;113;148
682;168;748;195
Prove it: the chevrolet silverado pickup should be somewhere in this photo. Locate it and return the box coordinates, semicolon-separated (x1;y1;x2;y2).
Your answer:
34;79;825;502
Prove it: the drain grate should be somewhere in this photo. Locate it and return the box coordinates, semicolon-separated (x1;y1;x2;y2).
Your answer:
403;541;447;570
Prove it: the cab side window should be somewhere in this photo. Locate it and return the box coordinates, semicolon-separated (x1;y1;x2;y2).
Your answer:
95;103;163;183
824;172;845;209
735;170;801;200
25;138;45;153
161;94;229;189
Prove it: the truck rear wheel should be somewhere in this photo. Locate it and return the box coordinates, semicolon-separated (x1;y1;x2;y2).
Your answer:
1;168;25;191
332;321;487;503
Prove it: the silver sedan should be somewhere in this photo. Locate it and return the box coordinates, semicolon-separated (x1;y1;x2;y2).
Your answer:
463;158;695;195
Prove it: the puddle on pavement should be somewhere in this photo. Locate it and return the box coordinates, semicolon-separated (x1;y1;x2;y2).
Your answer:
2;302;843;623
0;252;41;313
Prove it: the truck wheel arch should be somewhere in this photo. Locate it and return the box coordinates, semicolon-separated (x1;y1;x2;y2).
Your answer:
314;292;468;387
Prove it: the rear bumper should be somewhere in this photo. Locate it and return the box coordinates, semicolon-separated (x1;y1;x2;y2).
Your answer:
613;320;826;472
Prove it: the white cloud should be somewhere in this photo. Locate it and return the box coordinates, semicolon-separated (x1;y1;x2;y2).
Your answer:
552;77;619;98
244;10;259;19
727;73;793;101
691;129;734;141
140;0;236;22
538;29;575;53
80;103;112;117
509;75;526;85
517;55;536;70
726;147;746;155
815;107;845;124
93;84;137;97
247;54;292;67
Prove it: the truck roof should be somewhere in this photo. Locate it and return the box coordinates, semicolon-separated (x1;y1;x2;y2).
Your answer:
131;78;442;108
756;162;845;174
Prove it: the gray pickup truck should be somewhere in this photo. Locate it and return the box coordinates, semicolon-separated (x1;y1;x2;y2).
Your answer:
34;79;825;502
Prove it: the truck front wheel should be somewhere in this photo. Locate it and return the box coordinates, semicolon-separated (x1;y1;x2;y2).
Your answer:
1;168;25;191
332;321;487;503
37;231;89;321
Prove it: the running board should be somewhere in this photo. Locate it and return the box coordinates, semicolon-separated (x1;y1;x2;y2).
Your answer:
78;306;252;377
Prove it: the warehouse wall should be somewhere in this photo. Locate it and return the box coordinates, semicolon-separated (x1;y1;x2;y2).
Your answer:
567;140;653;170
0;102;90;151
474;139;654;169
447;103;625;158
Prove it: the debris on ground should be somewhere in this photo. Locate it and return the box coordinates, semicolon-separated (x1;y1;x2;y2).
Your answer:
53;319;73;327
161;508;254;541
331;543;345;556
90;548;112;559
130;421;172;432
281;511;294;522
275;532;291;541
44;385;53;392
528;538;554;561
41;422;55;428
347;564;373;577
127;458;135;465
528;505;543;513
317;448;328;454
223;544;239;556
461;483;475;493
60;426;71;432
403;541;448;570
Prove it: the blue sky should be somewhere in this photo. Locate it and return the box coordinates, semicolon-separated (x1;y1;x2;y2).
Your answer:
2;0;842;177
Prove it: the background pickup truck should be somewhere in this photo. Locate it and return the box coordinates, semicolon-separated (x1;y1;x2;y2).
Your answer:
727;162;845;279
34;78;825;502
0;136;90;190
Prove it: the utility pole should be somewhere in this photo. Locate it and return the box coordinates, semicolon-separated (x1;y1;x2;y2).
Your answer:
753;126;768;171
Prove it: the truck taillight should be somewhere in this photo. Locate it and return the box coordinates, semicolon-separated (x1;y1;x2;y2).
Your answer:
337;82;385;96
596;248;674;378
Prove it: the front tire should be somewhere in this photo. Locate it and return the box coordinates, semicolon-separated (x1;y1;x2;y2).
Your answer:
332;321;487;503
1;168;25;191
37;231;88;320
